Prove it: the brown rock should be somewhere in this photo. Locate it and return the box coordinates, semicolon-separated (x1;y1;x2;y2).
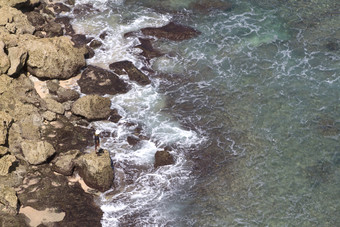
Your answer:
7;46;27;76
89;39;102;49
71;95;112;121
127;136;140;146
52;149;80;176
44;98;65;115
0;111;13;145
140;22;201;41
56;86;80;103
0;154;16;176
21;140;56;165
0;6;35;35
136;38;163;60
109;60;151;85
53;3;71;14
0;41;10;74
76;150;114;192
55;16;75;36
0;186;18;215
78;65;129;95
154;150;174;168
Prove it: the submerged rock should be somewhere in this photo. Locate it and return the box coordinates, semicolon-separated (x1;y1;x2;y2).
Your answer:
25;36;86;79
21;140;56;165
136;38;163;60
78;65;129;95
154;150;174;168
109;60;151;85
71;95;112;121
76;150;114;192
140;22;201;41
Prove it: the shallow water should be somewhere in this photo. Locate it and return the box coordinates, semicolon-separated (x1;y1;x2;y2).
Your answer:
70;0;340;225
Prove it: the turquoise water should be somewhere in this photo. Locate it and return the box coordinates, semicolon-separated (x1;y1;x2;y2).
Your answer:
72;0;340;225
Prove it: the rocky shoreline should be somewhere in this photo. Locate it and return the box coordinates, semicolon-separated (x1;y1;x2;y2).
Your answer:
0;0;197;226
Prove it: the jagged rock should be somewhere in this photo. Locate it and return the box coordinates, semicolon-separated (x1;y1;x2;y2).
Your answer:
136;38;163;60
0;146;8;156
78;65;129;95
76;150;114;192
0;186;18;215
25;36;86;79
0;41;10;74
0;6;35;35
109;61;151;85
138;22;201;41
52;149;80;176
0;154;16;176
21;140;56;165
42;110;57;121
56;86;80;103
71;95;112;121
7;46;27;76
0;111;13;145
154;150;174;168
44;98;65;115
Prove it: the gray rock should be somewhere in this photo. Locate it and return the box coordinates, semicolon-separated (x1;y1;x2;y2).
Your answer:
71;95;111;121
21;140;55;165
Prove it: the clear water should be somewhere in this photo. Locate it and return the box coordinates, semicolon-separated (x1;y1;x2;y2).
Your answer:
70;0;340;226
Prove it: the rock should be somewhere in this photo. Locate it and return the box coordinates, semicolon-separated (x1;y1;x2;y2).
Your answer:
71;95;112;121
109;61;151;85
42;110;57;121
136;38;163;60
0;41;10;74
0;0;39;8
0;74;13;94
21;140;56;165
84;45;95;59
127;136;140;146
89;39;102;49
7;46;27;76
0;186;18;215
154;150;174;168
46;80;60;94
0;6;35;35
56;86;80;103
40;21;63;37
52;149;80;176
78;65;129;95
0;111;13;145
53;3;71;14
55;16;75;36
25;11;45;27
0;154;16;176
139;22;201;41
71;34;92;47
76;150;114;192
0;146;8;156
73;4;99;16
99;31;108;40
108;109;122;123
44;98;65;114
25;36;86;79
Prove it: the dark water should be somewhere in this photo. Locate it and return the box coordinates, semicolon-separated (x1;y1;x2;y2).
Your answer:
71;0;340;225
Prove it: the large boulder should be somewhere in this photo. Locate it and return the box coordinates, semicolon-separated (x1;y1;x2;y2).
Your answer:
154;150;174;168
0;111;13;145
71;95;112;121
78;65;129;95
52;149;80;176
0;6;35;35
21;140;56;165
0;186;18;215
0;41;10;74
76;150;114;192
7;46;27;76
139;22;201;41
0;154;16;176
24;36;86;79
109;60;151;85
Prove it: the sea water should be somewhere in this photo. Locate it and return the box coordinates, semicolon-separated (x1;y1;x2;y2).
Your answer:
69;0;340;226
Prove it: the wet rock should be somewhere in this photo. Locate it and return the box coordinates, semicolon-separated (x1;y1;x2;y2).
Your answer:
154;150;174;168
55;16;75;36
109;60;151;85
136;38;163;59
140;22;201;41
0;111;13;145
0;41;10;74
76;150;114;192
127;136;140;146
25;36;86;79
66;0;75;5
53;3;71;14
0;186;18;215
108;109;122;123
7;46;27;76
73;3;99;16
0;6;35;35
52;149;80;176
89;39;102;49
21;140;56;165
99;31;108;40
189;0;232;13
71;34;93;47
85;45;95;59
0;154;16;176
44;98;65;115
78;65;129;95
71;95;112;121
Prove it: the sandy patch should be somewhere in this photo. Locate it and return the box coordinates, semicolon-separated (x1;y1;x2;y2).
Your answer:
59;74;81;90
29;75;50;99
19;206;65;227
